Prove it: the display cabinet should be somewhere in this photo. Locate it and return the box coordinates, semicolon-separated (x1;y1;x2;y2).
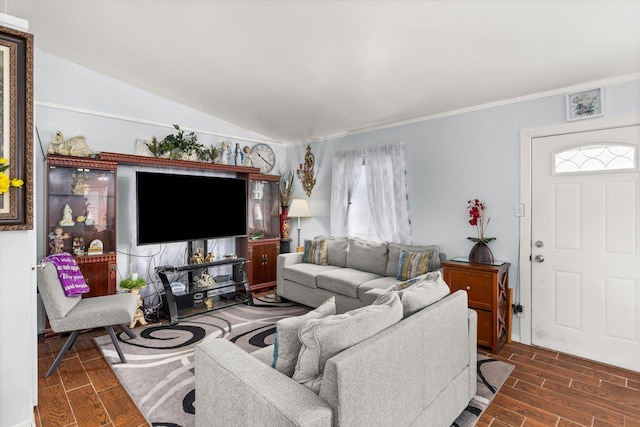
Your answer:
247;173;280;291
45;155;117;297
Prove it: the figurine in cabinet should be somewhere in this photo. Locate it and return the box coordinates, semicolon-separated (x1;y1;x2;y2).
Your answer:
49;226;70;255
59;204;75;226
72;173;90;195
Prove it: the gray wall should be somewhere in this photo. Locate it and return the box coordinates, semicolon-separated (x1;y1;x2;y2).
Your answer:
296;78;640;339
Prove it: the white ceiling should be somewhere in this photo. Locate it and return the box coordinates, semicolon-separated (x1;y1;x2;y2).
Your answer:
5;0;640;144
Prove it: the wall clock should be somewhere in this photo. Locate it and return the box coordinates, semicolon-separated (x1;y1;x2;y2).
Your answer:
250;143;276;174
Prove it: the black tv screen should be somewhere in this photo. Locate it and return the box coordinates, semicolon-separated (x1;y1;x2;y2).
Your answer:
136;171;247;245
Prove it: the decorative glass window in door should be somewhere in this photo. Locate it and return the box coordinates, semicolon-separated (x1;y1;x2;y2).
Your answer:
554;144;636;174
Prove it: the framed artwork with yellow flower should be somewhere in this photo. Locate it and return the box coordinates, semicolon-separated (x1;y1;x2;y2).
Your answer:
0;25;33;231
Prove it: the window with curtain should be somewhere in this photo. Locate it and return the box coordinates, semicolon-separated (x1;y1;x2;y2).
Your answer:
330;141;411;243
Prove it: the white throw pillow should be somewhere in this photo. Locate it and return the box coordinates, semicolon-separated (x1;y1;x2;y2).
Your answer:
271;296;336;377
292;292;403;393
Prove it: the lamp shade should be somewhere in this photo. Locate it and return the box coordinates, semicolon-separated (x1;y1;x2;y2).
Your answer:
288;199;312;218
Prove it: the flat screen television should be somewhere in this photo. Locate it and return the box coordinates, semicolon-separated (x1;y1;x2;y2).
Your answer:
136;171;247;245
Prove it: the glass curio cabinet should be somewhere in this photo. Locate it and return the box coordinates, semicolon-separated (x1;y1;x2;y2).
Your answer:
45;155;117;297
247;173;280;291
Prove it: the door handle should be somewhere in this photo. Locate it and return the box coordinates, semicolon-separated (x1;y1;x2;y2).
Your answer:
534;255;544;263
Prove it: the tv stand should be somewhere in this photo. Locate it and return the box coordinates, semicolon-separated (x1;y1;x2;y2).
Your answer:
156;258;253;325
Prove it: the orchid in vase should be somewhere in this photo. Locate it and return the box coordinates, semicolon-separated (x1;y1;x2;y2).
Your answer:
467;198;495;243
467;198;495;263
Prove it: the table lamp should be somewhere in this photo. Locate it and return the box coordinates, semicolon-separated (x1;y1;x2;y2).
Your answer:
288;199;312;251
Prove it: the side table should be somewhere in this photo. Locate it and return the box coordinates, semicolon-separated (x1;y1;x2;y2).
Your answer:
442;259;511;353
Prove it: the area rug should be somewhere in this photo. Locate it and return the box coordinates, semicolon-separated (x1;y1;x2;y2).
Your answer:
95;294;513;427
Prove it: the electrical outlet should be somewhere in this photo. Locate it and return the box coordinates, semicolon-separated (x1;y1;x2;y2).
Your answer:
513;303;524;318
515;203;525;217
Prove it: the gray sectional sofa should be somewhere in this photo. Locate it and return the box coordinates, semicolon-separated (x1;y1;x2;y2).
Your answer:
277;236;446;313
195;289;478;426
193;235;478;426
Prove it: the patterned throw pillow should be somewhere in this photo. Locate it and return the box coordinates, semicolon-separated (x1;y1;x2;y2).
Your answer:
397;249;431;280
303;239;328;265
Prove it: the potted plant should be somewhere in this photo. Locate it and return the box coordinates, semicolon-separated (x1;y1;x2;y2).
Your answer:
119;273;147;293
146;124;203;160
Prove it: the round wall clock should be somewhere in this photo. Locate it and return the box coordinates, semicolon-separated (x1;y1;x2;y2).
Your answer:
250;143;276;174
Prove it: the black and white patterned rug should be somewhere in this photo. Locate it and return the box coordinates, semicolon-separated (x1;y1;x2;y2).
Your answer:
95;294;513;426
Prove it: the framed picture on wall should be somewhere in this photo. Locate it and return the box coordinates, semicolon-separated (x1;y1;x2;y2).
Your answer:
566;87;604;122
0;25;33;231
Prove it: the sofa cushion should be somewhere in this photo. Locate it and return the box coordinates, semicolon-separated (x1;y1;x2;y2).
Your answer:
386;243;441;277
357;276;403;301
397;249;431;280
302;239;328;265
293;292;403;393
284;263;342;289
317;268;382;298
272;296;336;377
314;235;349;267
387;271;451;317
346;237;389;276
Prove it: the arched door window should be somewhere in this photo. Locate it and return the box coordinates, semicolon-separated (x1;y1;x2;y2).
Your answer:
554;143;636;174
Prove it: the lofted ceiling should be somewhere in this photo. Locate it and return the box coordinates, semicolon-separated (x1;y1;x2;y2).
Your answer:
5;0;640;144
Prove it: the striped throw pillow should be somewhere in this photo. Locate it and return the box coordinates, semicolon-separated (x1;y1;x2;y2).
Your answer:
303;239;328;265
397;249;431;280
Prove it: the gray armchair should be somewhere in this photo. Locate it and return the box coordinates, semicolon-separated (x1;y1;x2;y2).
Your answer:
37;261;139;377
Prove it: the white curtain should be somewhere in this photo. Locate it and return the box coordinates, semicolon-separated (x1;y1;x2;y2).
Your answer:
365;142;411;244
330;148;365;236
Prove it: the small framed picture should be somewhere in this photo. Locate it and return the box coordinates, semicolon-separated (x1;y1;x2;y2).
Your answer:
566;87;604;121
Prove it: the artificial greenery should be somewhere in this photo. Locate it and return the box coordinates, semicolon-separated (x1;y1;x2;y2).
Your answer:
146;124;218;162
119;277;147;290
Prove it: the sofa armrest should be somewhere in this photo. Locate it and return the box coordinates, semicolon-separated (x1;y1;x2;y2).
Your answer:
195;338;333;427
277;252;304;291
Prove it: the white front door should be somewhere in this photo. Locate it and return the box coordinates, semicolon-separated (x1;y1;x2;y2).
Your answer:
531;125;640;372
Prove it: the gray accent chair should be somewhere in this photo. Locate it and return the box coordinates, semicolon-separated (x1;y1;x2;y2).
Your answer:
37;262;139;377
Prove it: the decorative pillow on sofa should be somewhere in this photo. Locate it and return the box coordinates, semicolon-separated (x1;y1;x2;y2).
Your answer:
314;235;349;267
272;296;336;377
384;271;451;317
302;239;328;265
397;249;431;280
292;292;402;393
386;243;441;277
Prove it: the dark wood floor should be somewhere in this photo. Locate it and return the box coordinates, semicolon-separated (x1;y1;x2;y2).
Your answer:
35;331;640;426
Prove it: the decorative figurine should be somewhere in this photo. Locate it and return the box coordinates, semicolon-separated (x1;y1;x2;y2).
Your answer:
219;141;230;164
72;237;85;255
195;271;216;289
204;252;215;262
48;131;93;157
234;143;243;166
49;226;70;255
242;145;252;167
84;210;95;226
59;204;75;226
252;181;264;199
71;173;90;195
190;247;204;264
